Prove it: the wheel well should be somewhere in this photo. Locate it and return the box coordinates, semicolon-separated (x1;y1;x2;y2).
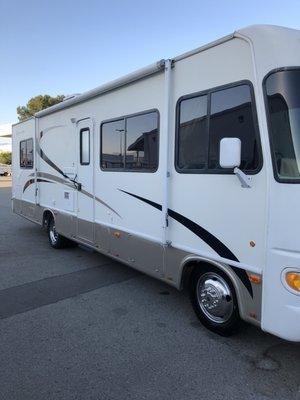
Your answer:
181;260;206;290
42;210;54;228
180;259;236;291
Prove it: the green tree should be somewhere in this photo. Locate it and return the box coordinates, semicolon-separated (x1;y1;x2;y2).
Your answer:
0;151;12;165
17;94;65;121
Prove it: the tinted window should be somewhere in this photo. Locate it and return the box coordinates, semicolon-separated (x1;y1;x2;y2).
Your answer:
177;95;208;169
20;138;34;168
20;140;27;168
101;111;159;171
265;69;300;181
26;138;33;168
209;85;259;170
101;119;125;169
80;128;90;165
176;83;260;173
126;112;158;170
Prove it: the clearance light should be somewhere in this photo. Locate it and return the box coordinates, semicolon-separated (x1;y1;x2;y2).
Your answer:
285;272;300;292
248;274;262;284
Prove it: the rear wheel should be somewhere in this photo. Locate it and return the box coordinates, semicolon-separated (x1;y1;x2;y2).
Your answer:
189;265;241;336
47;217;73;249
3;172;8;176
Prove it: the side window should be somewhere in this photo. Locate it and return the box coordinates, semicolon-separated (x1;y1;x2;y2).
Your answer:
177;95;208;170
80;128;90;165
101;119;125;169
208;85;259;171
176;83;260;173
101;110;159;172
20;140;27;168
126;111;158;171
26;138;34;168
20;138;34;169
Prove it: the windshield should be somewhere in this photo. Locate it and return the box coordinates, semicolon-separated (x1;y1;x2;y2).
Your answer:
265;69;300;182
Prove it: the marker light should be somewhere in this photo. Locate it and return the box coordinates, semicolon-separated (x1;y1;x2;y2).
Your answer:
285;272;300;292
248;274;261;284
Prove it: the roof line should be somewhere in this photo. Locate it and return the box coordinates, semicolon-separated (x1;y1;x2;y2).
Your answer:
12;116;34;128
35;60;166;118
173;33;235;62
18;30;240;120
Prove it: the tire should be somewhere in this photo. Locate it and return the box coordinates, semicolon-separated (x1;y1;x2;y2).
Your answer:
47;217;72;249
189;265;241;336
3;172;8;177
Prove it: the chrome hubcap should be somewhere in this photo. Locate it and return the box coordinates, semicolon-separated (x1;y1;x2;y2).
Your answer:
49;222;58;243
196;272;234;324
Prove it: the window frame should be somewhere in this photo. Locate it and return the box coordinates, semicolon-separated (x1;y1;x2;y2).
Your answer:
19;138;34;169
100;108;160;173
175;80;263;175
263;66;300;184
79;127;90;165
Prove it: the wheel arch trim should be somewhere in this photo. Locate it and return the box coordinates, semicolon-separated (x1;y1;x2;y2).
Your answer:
179;255;250;321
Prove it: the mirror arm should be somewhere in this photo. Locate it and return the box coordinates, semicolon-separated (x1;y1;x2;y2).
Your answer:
234;167;252;188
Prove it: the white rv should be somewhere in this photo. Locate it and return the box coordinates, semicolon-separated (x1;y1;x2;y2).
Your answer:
12;25;300;341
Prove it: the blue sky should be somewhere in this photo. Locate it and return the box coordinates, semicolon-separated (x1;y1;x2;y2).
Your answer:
1;0;300;124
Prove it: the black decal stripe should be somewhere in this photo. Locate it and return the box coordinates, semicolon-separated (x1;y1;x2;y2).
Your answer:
228;265;253;298
23;178;52;193
168;210;253;297
23;179;35;192
36;173;121;217
29;172;74;189
119;190;162;211
168;209;238;262
34;147;121;217
120;190;253;298
37;144;69;179
37;178;51;184
33;172;73;187
25;175;121;217
81;189;122;219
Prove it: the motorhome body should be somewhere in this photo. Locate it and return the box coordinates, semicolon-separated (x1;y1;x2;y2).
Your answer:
12;25;300;340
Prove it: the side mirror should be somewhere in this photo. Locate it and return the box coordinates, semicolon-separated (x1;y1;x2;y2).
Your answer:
219;137;251;188
219;138;241;169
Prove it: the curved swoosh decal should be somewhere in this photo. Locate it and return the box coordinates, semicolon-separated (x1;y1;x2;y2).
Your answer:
35;133;121;218
119;190;162;211
119;189;253;298
29;172;74;187
81;188;122;218
26;171;121;218
23;178;52;192
36;139;69;180
168;209;238;262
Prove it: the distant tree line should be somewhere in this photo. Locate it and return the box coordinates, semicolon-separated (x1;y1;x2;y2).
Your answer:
17;94;65;121
0;151;12;165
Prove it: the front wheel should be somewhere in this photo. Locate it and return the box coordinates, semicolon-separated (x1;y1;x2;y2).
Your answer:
47;217;72;249
189;265;241;336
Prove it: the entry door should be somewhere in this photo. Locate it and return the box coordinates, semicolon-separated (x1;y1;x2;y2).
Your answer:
76;118;94;243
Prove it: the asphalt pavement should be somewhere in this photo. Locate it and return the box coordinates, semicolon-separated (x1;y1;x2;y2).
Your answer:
0;178;299;400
